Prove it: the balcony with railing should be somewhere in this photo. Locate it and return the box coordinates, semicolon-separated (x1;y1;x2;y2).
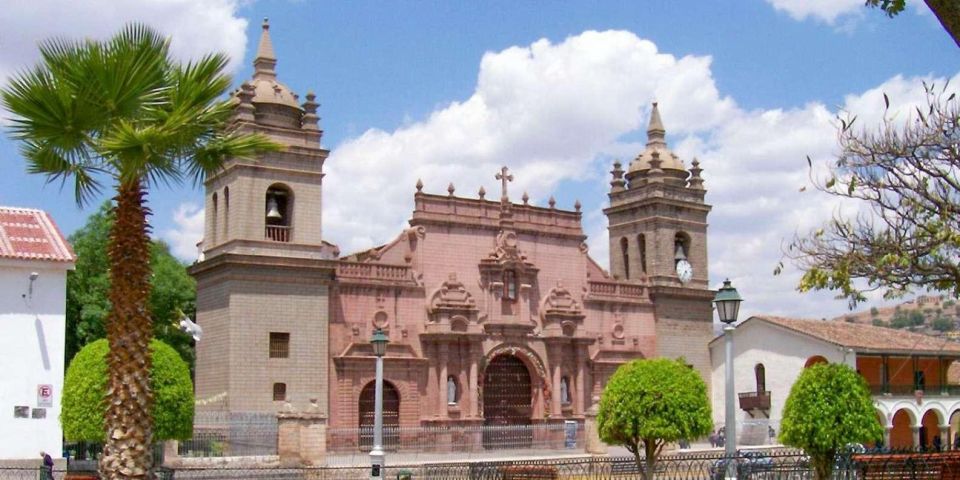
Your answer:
265;225;291;243
868;384;960;396
738;391;771;411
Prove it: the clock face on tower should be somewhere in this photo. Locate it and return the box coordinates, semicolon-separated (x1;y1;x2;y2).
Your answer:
676;259;693;284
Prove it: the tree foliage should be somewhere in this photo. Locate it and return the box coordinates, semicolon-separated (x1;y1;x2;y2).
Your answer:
62;339;194;442
780;363;883;480
787;84;960;307
66;201;197;369
597;358;712;479
866;0;960;49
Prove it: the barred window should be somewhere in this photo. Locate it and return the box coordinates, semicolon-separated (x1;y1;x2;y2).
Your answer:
503;270;518;301
269;332;290;358
273;382;286;401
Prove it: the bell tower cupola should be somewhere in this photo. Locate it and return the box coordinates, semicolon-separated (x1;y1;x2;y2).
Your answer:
198;18;336;261
603;102;714;384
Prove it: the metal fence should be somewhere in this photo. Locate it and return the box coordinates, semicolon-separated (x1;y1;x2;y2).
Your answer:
27;448;960;479
327;423;583;454
178;411;278;457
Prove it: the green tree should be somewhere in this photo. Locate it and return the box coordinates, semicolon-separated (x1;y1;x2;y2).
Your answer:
1;25;278;479
787;85;960;308
932;315;954;332
870;306;880;317
66;202;196;370
780;363;883;480
62;339;193;442
872;318;888;327
597;358;712;480
866;0;960;49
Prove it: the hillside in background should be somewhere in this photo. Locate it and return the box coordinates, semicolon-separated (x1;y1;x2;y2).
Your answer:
831;295;960;339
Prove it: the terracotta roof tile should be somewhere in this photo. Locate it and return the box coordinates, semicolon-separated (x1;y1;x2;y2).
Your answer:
754;315;960;355
0;207;75;263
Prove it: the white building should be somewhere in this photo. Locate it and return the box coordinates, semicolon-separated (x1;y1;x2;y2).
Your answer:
711;316;960;449
0;207;75;462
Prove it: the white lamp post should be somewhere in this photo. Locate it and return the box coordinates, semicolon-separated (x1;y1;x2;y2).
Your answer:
369;328;389;480
714;279;743;478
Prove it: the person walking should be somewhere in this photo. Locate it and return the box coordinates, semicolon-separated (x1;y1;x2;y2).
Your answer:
39;451;53;480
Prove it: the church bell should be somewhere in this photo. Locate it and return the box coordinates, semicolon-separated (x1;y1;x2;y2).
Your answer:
266;196;282;220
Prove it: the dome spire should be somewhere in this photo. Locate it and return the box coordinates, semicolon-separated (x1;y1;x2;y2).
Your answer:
253;17;277;79
646;101;666;148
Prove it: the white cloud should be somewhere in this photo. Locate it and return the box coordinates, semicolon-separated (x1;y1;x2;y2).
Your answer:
764;0;863;24
0;0;248;85
323;29;960;321
162;202;205;261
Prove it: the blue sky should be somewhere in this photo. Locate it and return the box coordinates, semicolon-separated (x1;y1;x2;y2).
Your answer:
1;0;957;320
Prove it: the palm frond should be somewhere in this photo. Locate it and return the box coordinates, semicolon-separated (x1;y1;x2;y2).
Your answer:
184;132;283;185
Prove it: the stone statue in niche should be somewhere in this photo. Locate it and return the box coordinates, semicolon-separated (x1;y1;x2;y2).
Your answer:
447;376;458;405
560;376;570;405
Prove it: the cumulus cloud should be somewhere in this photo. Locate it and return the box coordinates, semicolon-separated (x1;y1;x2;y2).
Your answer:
322;29;958;320
0;0;248;84
162;202;205;261
764;0;863;24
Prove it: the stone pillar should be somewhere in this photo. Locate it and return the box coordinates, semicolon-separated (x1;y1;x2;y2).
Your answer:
439;342;449;419
161;440;179;467
548;346;562;417
912;426;921;449
941;424;951;451
426;342;438;417
574;344;586;415
469;341;479;417
584;396;606;454
277;402;327;467
884;426;892;449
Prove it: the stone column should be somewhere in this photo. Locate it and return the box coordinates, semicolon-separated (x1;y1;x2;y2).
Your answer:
941;424;951;451
439;342;449;419
469;341;479;417
584;396;607;454
426;342;438;417
549;346;562;417
161;440;179;467
884;426;892;449
574;344;586;415
912;426;921;449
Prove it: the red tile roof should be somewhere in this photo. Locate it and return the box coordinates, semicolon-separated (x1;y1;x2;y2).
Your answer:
755;316;960;355
0;207;75;263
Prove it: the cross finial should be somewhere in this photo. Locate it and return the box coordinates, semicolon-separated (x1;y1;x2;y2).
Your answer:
495;166;514;201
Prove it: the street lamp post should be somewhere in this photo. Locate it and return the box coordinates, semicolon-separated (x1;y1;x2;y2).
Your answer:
369;328;389;480
713;279;743;479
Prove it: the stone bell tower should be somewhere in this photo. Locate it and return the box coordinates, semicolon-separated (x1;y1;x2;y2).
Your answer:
190;19;338;415
603;102;715;384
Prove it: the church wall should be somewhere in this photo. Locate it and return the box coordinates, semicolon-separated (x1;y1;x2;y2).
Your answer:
194;275;231;410
225;272;329;413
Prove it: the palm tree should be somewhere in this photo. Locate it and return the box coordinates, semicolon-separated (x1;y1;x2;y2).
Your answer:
2;25;279;479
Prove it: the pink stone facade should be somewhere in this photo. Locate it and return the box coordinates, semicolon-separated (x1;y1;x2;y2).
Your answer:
328;189;657;432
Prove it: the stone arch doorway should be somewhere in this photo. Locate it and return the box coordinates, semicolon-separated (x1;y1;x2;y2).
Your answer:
483;354;533;449
359;380;400;451
890;409;914;449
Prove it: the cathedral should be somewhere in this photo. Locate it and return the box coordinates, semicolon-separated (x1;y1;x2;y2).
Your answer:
191;21;714;447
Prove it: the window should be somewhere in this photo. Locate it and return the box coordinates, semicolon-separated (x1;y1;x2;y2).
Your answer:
560;376;571;405
223;186;230;238
269;332;290;358
637;234;647;274
503;270;518;301
620;237;630;279
211;193;218;244
273;382;286;401
915;370;926;391
447;375;459;405
755;364;766;392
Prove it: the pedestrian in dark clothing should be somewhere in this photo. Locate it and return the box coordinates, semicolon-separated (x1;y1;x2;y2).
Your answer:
934;435;943;452
39;451;53;480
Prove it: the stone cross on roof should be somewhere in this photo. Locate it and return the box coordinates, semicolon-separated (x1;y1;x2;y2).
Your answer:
495;166;513;202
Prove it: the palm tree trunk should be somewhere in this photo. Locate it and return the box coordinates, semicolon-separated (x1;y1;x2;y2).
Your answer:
99;181;154;480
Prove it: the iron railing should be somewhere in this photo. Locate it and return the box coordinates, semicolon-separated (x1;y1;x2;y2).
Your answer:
868;384;960;396
327;422;583;454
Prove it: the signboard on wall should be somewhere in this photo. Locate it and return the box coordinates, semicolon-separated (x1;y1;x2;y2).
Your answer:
37;384;53;408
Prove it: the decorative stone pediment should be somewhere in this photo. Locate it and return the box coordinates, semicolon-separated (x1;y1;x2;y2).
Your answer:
540;281;585;323
424;273;482;335
428;273;477;313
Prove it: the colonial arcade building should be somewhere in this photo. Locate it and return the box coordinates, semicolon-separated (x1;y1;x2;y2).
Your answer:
191;21;715;448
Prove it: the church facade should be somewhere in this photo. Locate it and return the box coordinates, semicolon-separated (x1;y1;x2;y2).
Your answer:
191;22;714;443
